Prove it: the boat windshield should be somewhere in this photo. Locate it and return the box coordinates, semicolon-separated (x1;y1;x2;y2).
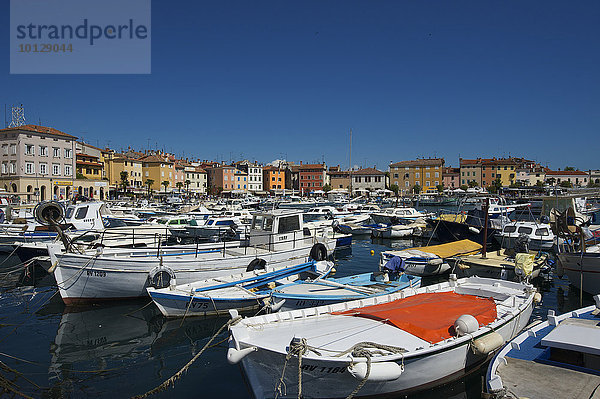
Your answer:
517;227;533;235
535;228;549;236
504;226;517;233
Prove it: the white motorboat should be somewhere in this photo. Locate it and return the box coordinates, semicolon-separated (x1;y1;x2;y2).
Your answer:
494;221;557;251
370;207;434;225
227;276;537;398
48;210;336;304
371;224;414;238
486;296;600;399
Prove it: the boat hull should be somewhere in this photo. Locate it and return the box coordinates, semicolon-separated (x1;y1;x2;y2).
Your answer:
235;298;533;398
51;241;334;304
557;252;600;295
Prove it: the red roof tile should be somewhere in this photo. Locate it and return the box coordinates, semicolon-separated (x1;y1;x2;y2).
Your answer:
0;124;76;139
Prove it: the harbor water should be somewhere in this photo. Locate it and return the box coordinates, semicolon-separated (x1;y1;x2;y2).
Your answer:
0;237;594;399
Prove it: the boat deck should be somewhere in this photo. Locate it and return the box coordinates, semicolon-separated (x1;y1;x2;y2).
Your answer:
496;357;600;398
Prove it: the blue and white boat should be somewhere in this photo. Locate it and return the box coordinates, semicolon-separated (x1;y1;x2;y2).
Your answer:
486;295;600;399
147;260;333;317
269;271;421;312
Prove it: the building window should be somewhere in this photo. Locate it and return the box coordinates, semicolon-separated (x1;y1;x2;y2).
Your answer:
9;162;15;174
405;181;409;187
10;144;16;155
39;163;48;175
65;165;72;176
435;172;439;178
39;146;48;156
25;162;34;174
1;163;6;174
2;145;7;155
53;147;60;157
53;164;61;175
415;172;420;178
25;144;35;155
65;148;72;158
426;172;430;178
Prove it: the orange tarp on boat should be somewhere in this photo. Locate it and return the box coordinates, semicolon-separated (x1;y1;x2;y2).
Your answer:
333;292;497;343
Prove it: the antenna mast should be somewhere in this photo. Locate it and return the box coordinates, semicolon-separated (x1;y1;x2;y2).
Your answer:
8;104;26;128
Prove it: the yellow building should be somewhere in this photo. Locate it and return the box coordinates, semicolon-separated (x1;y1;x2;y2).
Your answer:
389;158;445;194
139;153;174;192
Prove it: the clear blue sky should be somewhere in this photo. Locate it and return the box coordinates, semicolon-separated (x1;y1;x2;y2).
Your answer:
2;1;599;170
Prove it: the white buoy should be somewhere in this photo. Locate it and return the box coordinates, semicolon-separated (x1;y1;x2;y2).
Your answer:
454;314;479;336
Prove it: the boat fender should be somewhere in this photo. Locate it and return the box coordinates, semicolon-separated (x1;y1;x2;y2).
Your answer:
468;226;480;234
246;258;266;272
470;332;504;356
426;258;443;266
533;292;542;303
309;243;328;261
148;266;176;289
227;346;257;364
348;361;403;382
454;314;479;336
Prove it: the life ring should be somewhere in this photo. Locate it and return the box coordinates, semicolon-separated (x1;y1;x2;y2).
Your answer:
148;266;176;289
309;243;328;261
246;258;266;272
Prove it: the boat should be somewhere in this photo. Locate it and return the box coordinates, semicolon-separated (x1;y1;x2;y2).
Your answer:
486;296;600;399
147;260;333;317
172;215;249;242
269;271;421;312
449;249;549;282
227;276;537;398
427;209;508;249
370;207;434;225
379;239;482;276
556;244;600;295
371;223;414;238
494;221;557;251
48;210;337;304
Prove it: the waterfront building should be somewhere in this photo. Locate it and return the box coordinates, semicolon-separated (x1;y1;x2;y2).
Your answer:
389;158;444;194
298;162;327;195
233;168;248;192
461;157;537;188
173;162;185;190
442;167;460;189
75;142;109;199
546;170;589;187
0;124;76;202
139;152;174;192
236;161;263;193
183;162;207;195
206;164;236;194
104;151;144;196
588;170;600;185
351;167;385;193
263;166;285;192
327;167;350;191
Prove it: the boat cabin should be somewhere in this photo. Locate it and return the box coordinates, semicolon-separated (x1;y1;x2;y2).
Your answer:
249;210;310;251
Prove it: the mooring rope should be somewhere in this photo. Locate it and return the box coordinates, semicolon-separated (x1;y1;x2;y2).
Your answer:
131;315;242;399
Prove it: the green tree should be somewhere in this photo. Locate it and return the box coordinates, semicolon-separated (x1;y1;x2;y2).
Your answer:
564;166;575;171
176;181;183;193
559;180;572;188
492;176;503;192
322;184;332;193
412;184;421;194
436;184;444;193
389;184;399;197
145;179;154;197
468;180;479;188
120;171;129;194
162;180;170;193
185;179;191;195
546;177;556;186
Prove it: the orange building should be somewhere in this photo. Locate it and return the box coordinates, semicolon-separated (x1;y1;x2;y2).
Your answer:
263;166;285;191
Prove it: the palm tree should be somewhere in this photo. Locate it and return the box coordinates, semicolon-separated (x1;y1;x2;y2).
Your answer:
176;181;183;193
161;180;170;193
120;171;129;194
145;179;154;197
184;179;191;196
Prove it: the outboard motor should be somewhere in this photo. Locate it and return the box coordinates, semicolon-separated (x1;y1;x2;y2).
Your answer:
514;233;530;254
